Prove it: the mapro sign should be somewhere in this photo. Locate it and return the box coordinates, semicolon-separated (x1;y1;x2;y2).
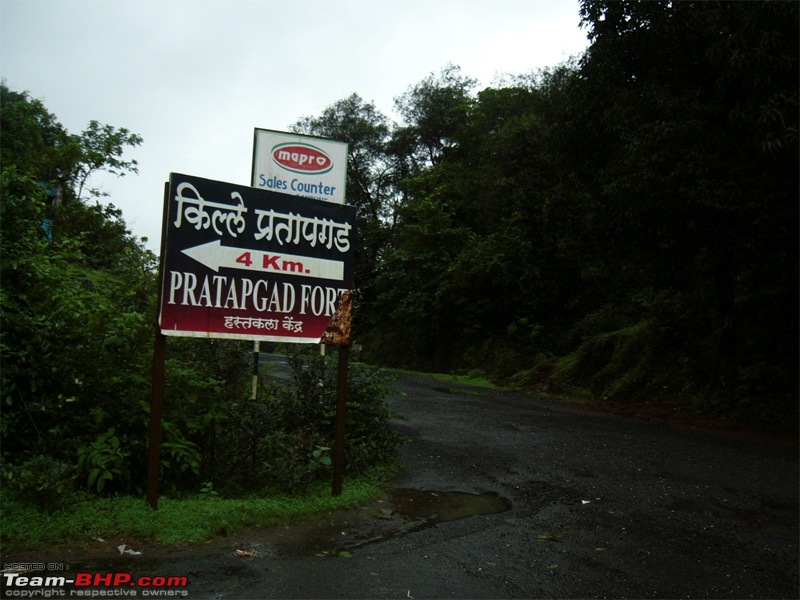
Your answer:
252;129;348;204
158;173;356;343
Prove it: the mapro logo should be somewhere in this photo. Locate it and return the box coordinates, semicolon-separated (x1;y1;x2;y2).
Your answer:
272;143;333;175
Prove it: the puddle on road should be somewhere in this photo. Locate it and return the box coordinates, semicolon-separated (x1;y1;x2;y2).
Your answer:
670;499;798;541
388;488;511;523
328;488;512;553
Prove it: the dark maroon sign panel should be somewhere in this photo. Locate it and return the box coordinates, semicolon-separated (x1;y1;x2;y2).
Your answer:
158;173;356;343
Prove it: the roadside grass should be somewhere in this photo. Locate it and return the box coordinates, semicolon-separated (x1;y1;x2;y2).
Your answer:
428;372;498;389
1;471;390;553
389;368;499;390
395;366;594;405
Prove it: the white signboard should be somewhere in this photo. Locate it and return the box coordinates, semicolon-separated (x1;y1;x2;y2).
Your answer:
251;129;348;204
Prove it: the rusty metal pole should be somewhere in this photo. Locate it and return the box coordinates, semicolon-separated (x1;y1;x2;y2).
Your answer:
332;343;350;496
146;333;166;509
252;341;260;400
146;182;170;509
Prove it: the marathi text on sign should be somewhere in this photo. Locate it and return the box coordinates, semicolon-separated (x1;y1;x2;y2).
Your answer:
158;173;356;344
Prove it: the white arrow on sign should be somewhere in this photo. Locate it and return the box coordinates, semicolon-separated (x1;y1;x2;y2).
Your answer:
181;240;344;281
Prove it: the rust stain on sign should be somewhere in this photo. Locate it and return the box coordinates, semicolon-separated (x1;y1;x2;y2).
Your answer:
321;290;352;345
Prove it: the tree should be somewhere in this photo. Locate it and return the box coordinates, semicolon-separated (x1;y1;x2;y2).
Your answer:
574;0;798;415
0;83;142;203
71;120;142;200
285;7;796;425
371;67;598;374
0;84;73;187
0;84;160;494
394;64;477;167
292;94;399;338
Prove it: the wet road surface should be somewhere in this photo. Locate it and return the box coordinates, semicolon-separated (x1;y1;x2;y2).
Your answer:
4;370;798;598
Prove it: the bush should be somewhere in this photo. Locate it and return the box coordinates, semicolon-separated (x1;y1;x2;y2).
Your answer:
2;456;74;511
76;428;130;493
548;321;658;402
208;349;403;495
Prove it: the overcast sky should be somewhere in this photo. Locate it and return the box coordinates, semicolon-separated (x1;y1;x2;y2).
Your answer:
1;0;589;251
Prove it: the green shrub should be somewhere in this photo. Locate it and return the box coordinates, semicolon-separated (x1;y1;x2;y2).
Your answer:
76;428;130;493
207;349;403;495
549;322;656;402
2;455;74;510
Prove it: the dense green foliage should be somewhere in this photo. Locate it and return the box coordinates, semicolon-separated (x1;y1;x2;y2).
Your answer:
198;349;404;495
0;85;163;500
296;1;797;426
2;1;796;515
0;84;401;506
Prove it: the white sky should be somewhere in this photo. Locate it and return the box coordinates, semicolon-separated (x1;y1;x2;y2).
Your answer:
1;0;589;251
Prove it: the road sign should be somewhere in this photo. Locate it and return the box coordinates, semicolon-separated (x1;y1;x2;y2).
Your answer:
158;173;356;343
251;129;348;204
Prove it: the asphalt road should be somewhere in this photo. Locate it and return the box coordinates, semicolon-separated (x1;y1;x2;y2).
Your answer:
7;369;798;599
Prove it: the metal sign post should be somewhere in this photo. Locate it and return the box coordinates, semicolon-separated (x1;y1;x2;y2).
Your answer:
332;343;349;496
146;332;165;509
147;183;170;509
252;340;260;400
